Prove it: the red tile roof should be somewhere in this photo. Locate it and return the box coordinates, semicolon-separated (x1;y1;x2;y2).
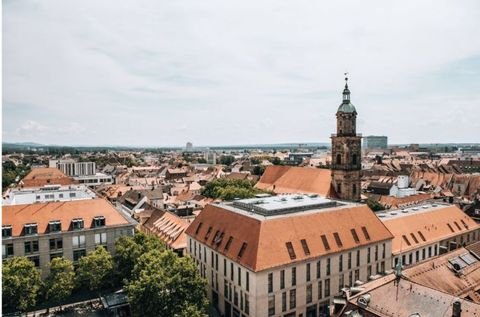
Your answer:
255;166;334;197
2;198;131;236
186;203;393;272
20;168;75;188
382;205;480;254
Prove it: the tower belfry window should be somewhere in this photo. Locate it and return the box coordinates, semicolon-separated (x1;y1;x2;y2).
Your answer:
336;154;342;165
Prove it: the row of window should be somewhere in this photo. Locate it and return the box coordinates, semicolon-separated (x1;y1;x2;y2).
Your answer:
2;217;106;237
269;244;386;293
2;233;108;258
35;192;77;201
191;239;250;292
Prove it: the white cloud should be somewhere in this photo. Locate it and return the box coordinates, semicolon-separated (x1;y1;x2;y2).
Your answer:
3;0;480;146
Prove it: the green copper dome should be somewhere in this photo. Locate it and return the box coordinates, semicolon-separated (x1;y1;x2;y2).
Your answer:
337;79;357;113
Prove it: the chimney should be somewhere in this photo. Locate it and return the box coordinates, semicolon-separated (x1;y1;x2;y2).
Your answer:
452;300;461;317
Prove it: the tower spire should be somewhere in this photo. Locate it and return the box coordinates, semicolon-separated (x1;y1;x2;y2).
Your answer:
343;73;350;103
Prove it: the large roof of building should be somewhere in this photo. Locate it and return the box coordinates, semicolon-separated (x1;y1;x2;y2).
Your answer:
403;242;480;303
380;203;480;254
336;274;480;317
185;195;393;272
20;167;75;188
141;206;189;250
2;198;132;237
255;166;335;197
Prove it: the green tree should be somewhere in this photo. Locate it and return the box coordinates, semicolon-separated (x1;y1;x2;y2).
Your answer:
271;157;283;165
44;257;75;310
76;246;114;292
2;257;42;313
115;232;165;281
201;178;269;200
125;249;208;317
367;199;386;211
220;155;235;166
252;165;265;176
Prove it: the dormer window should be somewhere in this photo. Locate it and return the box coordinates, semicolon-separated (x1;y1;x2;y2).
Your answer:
24;223;38;235
2;225;12;238
49;221;62;233
93;216;105;228
72;218;84;230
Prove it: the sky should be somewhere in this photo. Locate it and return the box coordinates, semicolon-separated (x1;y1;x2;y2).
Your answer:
3;0;480;147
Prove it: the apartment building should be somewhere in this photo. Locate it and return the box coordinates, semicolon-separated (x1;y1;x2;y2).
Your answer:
2;184;96;205
379;203;480;268
2;198;135;278
185;195;394;317
49;159;96;177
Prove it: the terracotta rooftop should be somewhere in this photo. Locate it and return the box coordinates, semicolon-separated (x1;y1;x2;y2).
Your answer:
186;198;393;272
2;198;132;237
255;166;335;197
141;206;189;251
337;274;480;317
20;168;75;188
403;242;480;303
380;204;480;254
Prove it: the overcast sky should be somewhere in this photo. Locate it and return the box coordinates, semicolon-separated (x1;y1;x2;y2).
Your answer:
3;0;480;147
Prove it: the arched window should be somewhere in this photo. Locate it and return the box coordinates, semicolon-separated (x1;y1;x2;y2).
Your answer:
352;154;357;165
336;154;341;165
353;184;357;195
337;183;342;194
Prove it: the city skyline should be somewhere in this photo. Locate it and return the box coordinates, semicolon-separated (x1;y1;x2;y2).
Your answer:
4;0;480;147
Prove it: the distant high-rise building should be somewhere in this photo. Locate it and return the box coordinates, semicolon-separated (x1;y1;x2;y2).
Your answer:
205;150;217;165
363;136;388;150
331;76;362;201
49;159;95;176
186;142;193;152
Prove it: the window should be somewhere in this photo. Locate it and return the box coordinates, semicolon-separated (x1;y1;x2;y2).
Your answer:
245;296;249;315
447;223;455;233
367;247;371;263
367;265;372;277
93;216;106;228
409;253;413;264
28;255;40;267
224;259;227;276
72;235;86;248
352;154;357;165
50;252;63;261
351;229;360;243
69;192;76;198
24;241;39;254
382;243;386;259
268;294;275;316
49;238;63;250
333;232;343;248
238;242;248;258
95;232;107;244
224;236;233;251
73;249;86;261
338;274;344;292
361;226;371;240
416;250;419;262
348;252;352;269
356;250;360;266
289;289;296;309
268;273;273;293
306;263;311;281
321;235;331;251
326;258;331;276
410;233;419;244
325;279;330;297
375;245;378;261
49;220;61;232
402;235;411;246
354;269;359;282
349;271;353;286
306;284;312;303
195;222;203;234
316;261;321;279
301;239;310;255
2;225;12;238
336;154;341;165
318;280;322;299
246;271;249;291
292;267;296;286
286;242;296;259
72;218;84;230
2;244;14;258
353;184;357;195
454;222;462;231
24;223;38;235
230;263;234;281
282;292;287;312
280;270;285;289
238;267;241;286
215;254;218;270
205;226;212;240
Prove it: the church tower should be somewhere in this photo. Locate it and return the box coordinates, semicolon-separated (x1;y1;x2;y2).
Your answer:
331;75;362;201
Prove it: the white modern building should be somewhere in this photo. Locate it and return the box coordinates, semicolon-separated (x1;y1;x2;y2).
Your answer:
186;195;393;317
2;184;96;205
49;159;96;177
